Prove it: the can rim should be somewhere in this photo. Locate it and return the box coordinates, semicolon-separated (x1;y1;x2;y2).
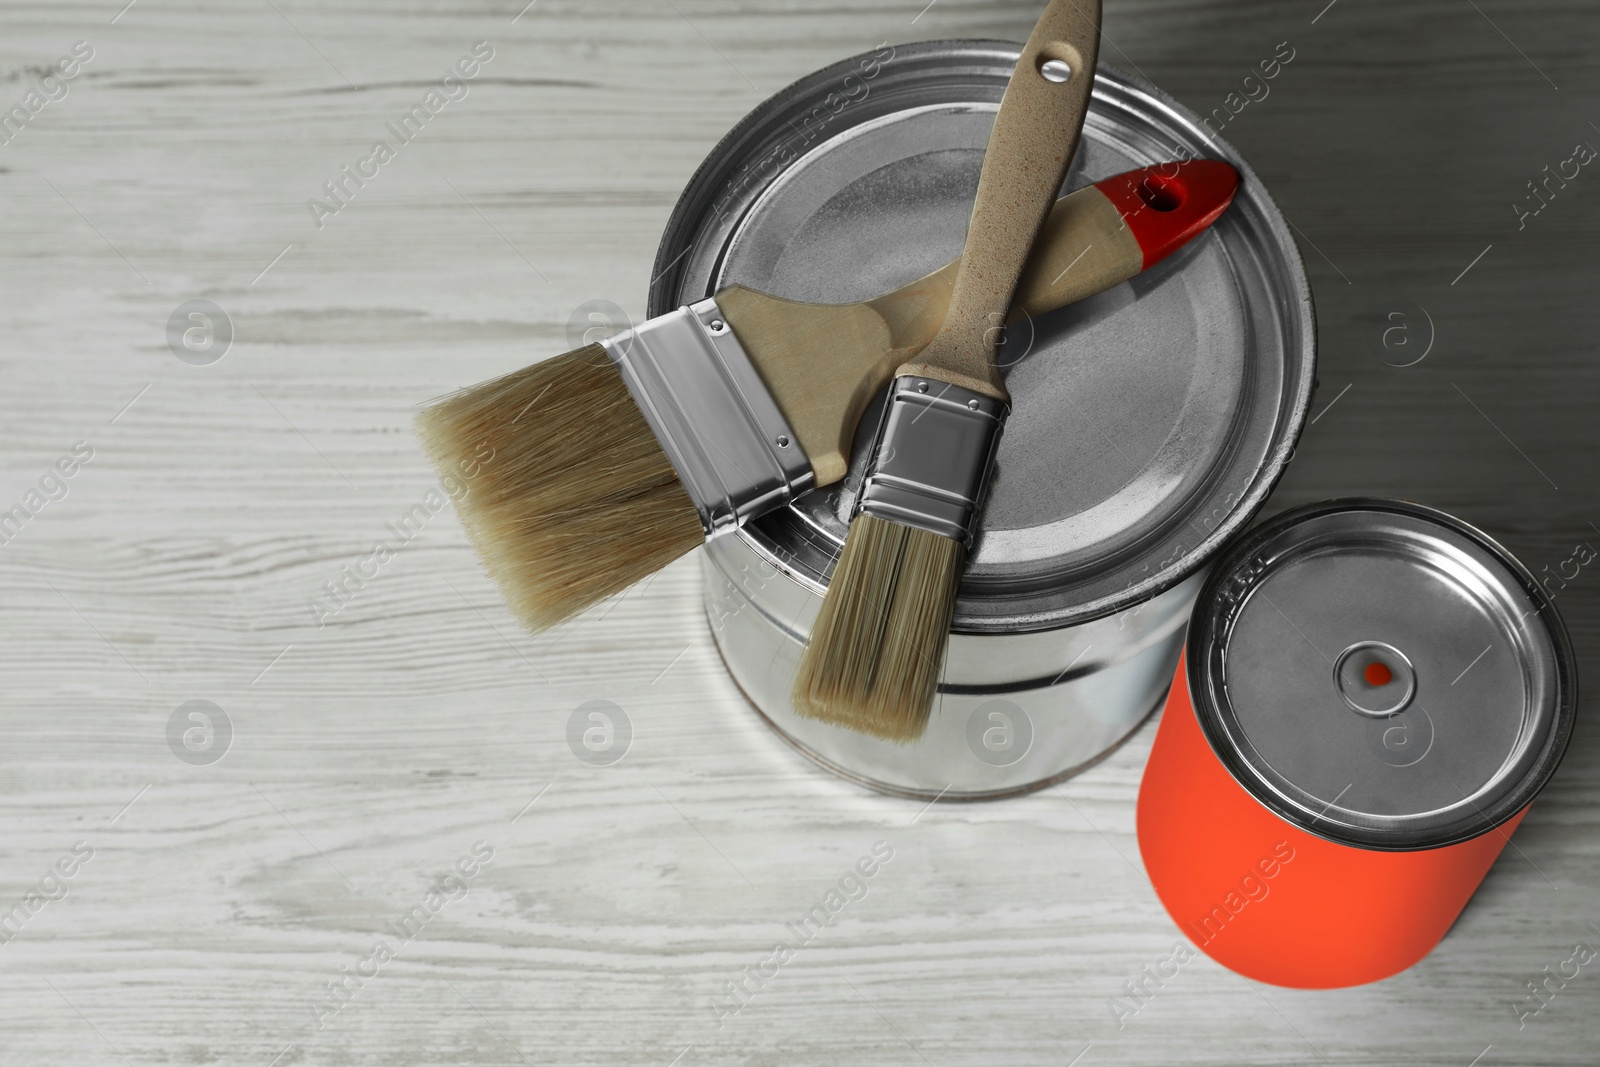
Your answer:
650;40;1318;634
1187;497;1579;852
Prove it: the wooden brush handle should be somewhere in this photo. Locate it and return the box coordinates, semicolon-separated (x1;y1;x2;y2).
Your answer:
1009;183;1142;318
866;182;1140;350
899;0;1101;400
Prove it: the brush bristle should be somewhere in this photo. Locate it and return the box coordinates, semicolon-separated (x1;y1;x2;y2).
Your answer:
416;344;704;632
792;513;964;742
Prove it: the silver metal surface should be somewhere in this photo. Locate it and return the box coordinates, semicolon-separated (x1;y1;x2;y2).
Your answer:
653;41;1313;798
603;297;814;537
1188;500;1577;850
652;44;1316;634
703;533;1199;799
856;376;1007;546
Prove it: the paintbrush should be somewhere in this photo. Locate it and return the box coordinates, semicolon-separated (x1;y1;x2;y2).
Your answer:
792;0;1102;742
417;148;1233;634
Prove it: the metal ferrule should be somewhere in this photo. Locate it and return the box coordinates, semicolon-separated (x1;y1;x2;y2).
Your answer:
855;376;1009;547
602;297;814;538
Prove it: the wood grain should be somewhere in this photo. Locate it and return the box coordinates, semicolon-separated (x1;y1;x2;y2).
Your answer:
0;1;1596;1065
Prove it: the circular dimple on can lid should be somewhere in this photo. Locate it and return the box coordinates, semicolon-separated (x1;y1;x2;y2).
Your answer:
1333;640;1415;717
648;43;1314;634
1189;499;1577;851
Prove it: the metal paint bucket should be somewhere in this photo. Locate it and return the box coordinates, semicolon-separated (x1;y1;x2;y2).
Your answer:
1138;500;1577;987
650;41;1315;799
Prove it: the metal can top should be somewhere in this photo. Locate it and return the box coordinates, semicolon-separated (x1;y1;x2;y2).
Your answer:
650;41;1315;633
1188;499;1577;851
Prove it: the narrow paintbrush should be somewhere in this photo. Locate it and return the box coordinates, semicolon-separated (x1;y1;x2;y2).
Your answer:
793;0;1102;741
418;150;1232;633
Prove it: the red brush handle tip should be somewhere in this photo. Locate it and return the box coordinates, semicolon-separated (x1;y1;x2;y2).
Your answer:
1093;160;1240;269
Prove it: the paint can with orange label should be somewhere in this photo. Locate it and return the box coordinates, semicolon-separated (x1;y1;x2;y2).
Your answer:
1138;499;1577;988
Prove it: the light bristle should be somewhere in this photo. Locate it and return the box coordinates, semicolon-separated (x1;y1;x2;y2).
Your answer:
792;513;964;742
416;344;704;632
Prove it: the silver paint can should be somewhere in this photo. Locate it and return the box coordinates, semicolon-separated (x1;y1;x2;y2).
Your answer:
649;41;1316;799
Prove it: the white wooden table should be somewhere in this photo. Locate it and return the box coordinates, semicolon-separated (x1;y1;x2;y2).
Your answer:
2;1;1595;1063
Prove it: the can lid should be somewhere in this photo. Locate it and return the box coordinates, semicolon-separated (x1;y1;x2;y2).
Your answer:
1189;499;1577;851
649;43;1314;634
